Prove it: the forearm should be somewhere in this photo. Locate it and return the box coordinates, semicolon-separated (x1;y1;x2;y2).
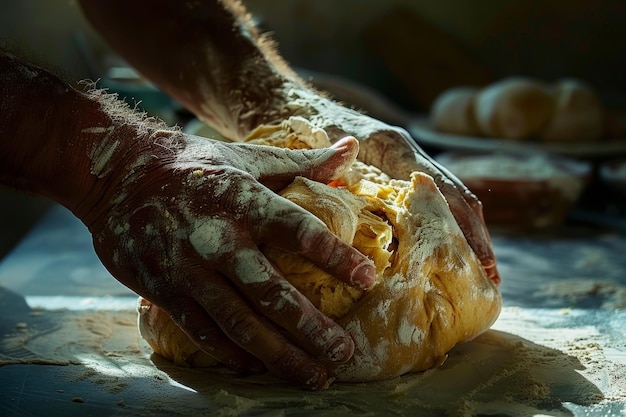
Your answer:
0;52;175;226
0;53;90;200
76;1;416;168
78;0;309;141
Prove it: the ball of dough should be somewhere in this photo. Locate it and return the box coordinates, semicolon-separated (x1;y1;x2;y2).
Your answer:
137;118;502;382
430;87;481;136
475;77;555;140
540;78;604;142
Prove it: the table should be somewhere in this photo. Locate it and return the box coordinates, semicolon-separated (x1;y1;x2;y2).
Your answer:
1;205;625;417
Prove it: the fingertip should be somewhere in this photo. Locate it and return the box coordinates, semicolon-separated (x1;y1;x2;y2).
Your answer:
301;363;330;391
331;135;358;149
350;259;377;290
330;136;359;161
324;334;355;364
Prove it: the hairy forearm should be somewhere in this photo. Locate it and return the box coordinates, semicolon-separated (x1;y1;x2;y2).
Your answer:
0;51;177;226
0;52;90;199
76;1;417;168
78;0;310;141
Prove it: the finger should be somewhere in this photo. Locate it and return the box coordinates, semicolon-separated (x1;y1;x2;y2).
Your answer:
412;157;499;281
284;213;377;290
234;136;360;190
163;295;266;373
398;130;501;284
192;268;333;390
240;183;377;290
220;244;357;363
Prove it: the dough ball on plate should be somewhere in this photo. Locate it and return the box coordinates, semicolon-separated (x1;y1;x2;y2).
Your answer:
430;87;481;136
475;77;555;140
540;78;604;142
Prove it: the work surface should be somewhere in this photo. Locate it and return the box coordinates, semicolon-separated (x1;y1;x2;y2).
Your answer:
1;206;625;417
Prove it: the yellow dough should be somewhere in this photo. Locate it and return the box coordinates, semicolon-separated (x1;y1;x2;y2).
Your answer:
138;117;502;382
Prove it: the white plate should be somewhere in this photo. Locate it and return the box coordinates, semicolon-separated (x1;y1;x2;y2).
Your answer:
408;118;626;157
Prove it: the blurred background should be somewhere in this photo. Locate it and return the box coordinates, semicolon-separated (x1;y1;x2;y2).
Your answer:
2;0;626;259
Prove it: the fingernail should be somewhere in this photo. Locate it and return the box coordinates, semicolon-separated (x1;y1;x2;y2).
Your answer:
330;136;354;149
326;336;354;363
302;364;328;391
351;261;377;290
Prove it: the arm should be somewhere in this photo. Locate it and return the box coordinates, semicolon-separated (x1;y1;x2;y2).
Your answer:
78;0;296;141
0;52;118;218
0;51;376;389
78;0;500;283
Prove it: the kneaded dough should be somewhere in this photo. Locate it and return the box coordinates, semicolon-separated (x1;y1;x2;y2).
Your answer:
138;117;502;382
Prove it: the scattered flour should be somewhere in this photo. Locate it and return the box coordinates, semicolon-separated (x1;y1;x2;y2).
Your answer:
537;278;626;310
1;304;624;416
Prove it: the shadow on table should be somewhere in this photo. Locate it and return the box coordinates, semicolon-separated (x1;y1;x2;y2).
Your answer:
150;329;605;417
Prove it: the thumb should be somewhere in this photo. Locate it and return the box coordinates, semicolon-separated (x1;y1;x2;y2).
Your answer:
251;136;359;190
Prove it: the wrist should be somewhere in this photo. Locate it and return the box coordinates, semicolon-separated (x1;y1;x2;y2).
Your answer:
0;52;179;227
63;95;181;229
0;53;95;205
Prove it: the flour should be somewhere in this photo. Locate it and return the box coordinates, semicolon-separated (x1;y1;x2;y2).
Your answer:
90;137;119;178
1;304;624;416
397;317;424;346
209;390;261;416
188;217;237;263
536;278;626;310
282;86;389;141
437;153;589;180
336;318;383;380
0;309;140;367
82;126;114;135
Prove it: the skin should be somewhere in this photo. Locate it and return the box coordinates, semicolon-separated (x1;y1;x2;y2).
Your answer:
0;52;375;389
77;0;500;284
1;0;500;390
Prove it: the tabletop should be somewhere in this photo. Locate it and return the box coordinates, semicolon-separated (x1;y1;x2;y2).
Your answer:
1;205;625;417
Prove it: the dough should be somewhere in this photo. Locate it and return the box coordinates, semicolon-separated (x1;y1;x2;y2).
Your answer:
431;77;605;142
474;77;555;140
430;87;481;136
540;78;604;142
138;117;502;382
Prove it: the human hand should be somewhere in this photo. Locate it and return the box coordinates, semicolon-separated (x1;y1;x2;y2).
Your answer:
338;121;501;285
263;95;501;285
85;132;376;389
75;0;498;284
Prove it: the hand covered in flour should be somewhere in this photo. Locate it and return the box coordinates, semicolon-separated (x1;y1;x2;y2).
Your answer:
77;0;500;286
302;106;501;285
86;132;376;389
0;51;375;389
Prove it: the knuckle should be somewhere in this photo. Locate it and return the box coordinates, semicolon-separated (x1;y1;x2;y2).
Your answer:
223;309;261;346
258;280;299;315
266;344;300;370
294;215;329;253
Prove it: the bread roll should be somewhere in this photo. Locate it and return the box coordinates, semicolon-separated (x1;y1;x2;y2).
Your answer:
475;77;555;140
540;78;604;142
430;87;481;136
138;117;502;382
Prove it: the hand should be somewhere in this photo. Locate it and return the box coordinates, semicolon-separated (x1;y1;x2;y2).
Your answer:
86;133;376;389
75;0;499;283
270;95;501;285
360;124;501;285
